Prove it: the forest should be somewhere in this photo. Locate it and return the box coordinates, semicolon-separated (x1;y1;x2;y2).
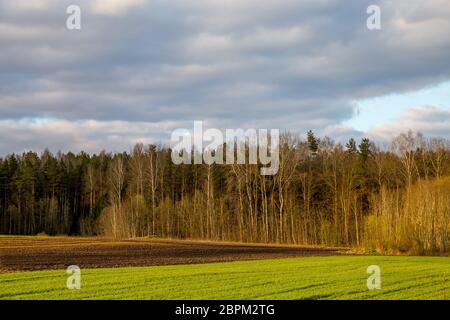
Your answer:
0;130;448;255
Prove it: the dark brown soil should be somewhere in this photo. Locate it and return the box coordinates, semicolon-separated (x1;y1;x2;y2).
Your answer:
0;237;343;272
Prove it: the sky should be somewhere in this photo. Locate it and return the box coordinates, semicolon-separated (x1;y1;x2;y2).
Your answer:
0;0;450;155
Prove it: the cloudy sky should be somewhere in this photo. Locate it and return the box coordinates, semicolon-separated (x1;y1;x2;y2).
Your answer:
1;0;450;155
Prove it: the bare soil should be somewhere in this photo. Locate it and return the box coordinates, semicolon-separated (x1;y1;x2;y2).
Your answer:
0;236;343;272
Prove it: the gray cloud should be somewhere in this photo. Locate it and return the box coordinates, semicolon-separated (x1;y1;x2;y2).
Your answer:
0;0;450;154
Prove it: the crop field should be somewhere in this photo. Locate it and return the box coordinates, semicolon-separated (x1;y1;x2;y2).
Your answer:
0;237;448;300
0;236;341;272
1;256;449;300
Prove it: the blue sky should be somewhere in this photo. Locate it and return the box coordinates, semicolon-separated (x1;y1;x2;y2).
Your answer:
348;81;450;131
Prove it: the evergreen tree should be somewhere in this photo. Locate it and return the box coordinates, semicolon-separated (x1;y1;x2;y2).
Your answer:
307;130;319;154
359;138;372;162
346;138;358;153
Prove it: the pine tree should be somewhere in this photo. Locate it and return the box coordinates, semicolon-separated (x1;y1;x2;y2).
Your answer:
307;130;319;154
346;138;357;153
359;138;372;162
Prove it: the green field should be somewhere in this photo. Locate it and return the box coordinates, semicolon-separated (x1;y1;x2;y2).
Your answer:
1;256;449;300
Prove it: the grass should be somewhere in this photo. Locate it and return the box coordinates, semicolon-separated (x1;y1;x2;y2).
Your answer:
0;256;449;300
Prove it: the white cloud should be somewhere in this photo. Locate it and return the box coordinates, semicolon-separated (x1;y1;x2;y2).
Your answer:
368;106;450;141
0;118;181;155
91;0;145;15
2;0;52;11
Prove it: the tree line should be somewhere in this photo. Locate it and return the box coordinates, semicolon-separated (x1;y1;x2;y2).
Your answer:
0;130;448;254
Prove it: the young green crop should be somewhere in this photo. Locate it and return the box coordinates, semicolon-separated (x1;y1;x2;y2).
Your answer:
1;256;448;300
